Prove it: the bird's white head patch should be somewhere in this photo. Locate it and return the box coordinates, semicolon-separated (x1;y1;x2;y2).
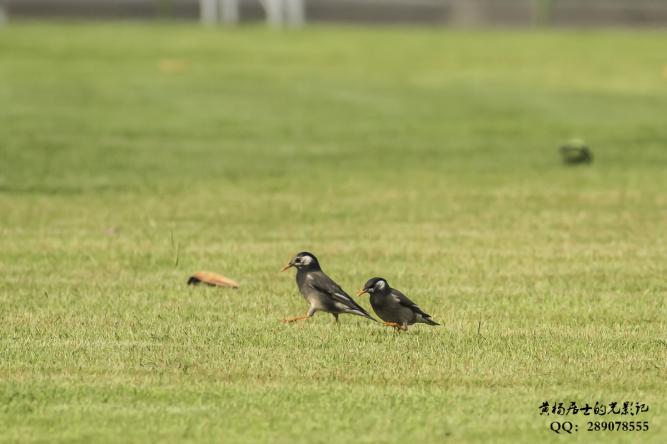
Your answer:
375;279;386;290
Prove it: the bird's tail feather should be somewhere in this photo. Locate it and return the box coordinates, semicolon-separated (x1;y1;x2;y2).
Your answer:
422;316;440;326
351;309;377;322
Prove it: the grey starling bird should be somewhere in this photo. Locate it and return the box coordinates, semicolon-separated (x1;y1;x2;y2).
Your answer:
357;277;439;331
280;252;376;323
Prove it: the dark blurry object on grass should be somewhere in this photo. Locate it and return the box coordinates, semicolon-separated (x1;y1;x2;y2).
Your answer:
560;140;593;165
187;271;239;288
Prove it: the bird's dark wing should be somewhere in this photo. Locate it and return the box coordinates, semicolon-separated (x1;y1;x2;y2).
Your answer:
391;289;433;318
310;272;375;320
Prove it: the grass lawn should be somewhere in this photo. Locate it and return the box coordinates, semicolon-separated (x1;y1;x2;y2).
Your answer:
0;22;666;443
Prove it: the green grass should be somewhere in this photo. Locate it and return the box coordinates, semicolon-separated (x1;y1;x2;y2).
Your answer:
1;22;666;443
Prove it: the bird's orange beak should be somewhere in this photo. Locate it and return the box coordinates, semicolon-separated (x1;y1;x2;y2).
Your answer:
356;289;368;297
280;263;292;272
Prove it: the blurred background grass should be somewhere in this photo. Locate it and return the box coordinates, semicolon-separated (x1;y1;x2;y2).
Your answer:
0;23;666;443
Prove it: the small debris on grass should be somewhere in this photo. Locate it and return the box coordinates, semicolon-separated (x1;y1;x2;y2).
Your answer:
560;139;593;165
187;271;239;288
104;227;119;236
158;58;188;74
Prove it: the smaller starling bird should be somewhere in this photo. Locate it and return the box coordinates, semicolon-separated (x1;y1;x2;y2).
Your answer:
280;252;376;324
357;277;439;331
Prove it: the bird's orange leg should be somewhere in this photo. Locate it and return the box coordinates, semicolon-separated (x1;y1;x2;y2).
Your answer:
281;314;311;324
383;322;402;329
383;322;409;332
